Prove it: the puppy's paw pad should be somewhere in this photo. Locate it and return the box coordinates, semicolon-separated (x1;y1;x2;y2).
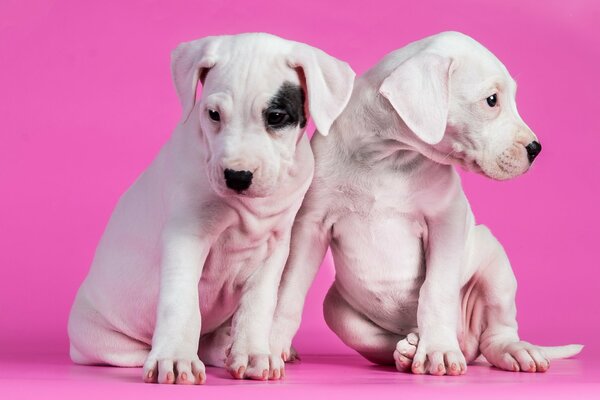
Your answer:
393;349;413;372
396;333;419;357
394;333;420;372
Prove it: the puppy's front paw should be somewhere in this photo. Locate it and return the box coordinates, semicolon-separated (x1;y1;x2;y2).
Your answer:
226;350;270;381
410;333;466;376
268;340;299;380
268;353;285;380
483;341;549;373
143;350;206;384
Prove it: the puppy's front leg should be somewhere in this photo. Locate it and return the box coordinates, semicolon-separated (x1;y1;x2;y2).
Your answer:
268;212;331;376
226;234;291;381
143;226;210;385
413;192;471;376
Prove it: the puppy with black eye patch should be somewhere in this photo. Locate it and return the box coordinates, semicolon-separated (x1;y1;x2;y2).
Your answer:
68;33;355;384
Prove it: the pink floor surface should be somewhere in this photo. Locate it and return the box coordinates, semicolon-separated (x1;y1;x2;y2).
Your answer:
2;351;598;400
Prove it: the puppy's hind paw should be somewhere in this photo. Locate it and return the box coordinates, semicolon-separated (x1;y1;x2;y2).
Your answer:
485;341;550;373
394;333;419;372
288;345;301;362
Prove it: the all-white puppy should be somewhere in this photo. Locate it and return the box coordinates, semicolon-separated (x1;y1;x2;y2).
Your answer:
68;33;354;384
269;31;582;377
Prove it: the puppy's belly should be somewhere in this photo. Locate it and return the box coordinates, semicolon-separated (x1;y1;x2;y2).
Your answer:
331;212;426;334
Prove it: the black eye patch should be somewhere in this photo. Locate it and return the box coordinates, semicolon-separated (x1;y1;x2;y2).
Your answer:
263;82;306;131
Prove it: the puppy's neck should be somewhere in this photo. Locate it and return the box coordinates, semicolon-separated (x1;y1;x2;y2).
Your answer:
333;81;430;173
335;77;460;174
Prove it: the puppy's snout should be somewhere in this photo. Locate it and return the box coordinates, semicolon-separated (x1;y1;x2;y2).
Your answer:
224;169;253;192
525;141;542;163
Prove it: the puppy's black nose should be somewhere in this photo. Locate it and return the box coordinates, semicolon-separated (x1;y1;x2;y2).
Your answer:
224;169;253;192
525;141;542;163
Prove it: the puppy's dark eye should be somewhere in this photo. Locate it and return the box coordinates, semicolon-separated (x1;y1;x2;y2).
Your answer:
267;111;289;126
208;109;220;122
486;94;498;107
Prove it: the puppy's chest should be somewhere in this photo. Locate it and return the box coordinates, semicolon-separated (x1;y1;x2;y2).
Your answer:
198;213;287;328
202;205;290;278
211;209;288;267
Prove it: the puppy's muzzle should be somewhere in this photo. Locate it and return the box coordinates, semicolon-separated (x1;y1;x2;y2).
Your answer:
224;169;253;192
525;141;542;163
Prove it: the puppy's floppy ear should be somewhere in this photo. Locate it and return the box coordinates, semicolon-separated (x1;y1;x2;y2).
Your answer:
287;45;355;136
379;53;453;145
171;36;219;121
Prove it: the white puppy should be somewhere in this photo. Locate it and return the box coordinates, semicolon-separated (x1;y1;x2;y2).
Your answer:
269;31;582;377
68;33;354;384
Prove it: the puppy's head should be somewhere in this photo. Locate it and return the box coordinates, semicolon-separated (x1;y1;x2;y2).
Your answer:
171;33;354;197
379;32;540;180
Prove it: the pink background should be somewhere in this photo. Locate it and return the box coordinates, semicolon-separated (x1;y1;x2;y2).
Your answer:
1;0;599;379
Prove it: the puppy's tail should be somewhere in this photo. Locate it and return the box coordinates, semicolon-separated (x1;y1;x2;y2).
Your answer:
539;344;584;359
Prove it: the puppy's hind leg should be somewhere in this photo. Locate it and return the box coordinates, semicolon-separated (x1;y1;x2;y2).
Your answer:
468;225;582;373
68;294;150;368
323;284;401;366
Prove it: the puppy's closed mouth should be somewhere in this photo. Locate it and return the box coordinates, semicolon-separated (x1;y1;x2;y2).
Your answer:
226;187;272;200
